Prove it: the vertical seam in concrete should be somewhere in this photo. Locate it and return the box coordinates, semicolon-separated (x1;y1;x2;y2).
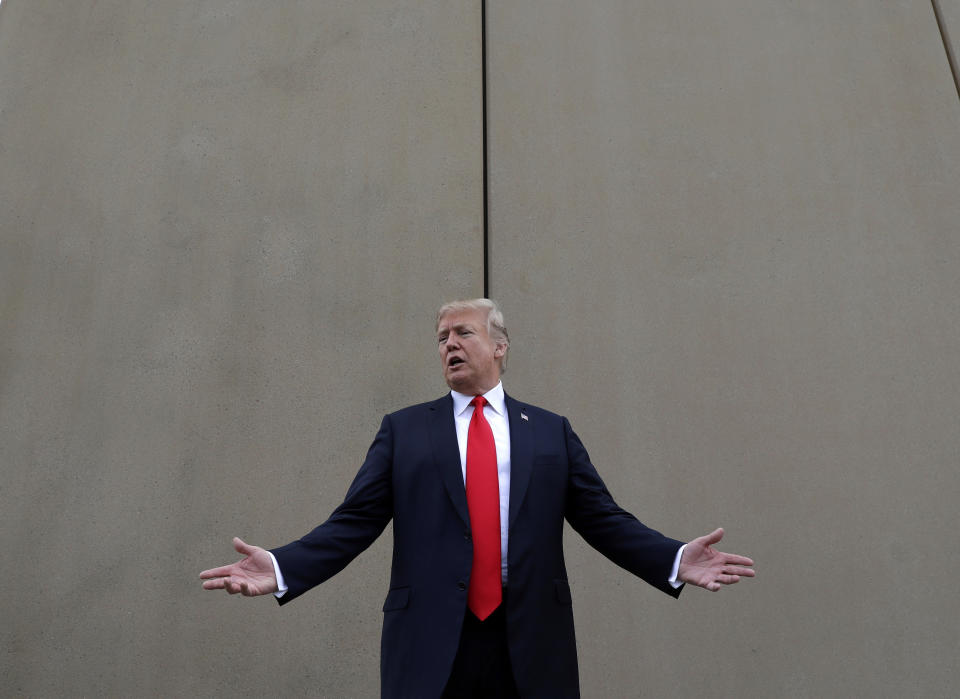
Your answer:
931;0;960;102
481;0;490;297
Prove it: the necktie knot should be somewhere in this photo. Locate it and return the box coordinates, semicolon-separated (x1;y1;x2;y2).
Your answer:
472;395;487;411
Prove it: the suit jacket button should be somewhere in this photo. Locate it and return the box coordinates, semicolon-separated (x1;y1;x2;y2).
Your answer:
457;581;466;591
463;532;470;541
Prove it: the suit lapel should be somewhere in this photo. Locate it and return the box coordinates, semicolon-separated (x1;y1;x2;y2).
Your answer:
505;394;533;528
428;394;471;528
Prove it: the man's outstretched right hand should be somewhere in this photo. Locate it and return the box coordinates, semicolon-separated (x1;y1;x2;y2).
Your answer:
200;537;279;596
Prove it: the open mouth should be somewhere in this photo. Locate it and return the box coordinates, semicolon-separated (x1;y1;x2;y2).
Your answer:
448;357;465;368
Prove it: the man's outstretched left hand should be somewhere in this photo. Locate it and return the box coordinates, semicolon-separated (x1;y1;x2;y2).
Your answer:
678;528;755;591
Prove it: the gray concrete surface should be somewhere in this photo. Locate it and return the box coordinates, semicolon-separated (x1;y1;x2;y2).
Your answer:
940;0;960;89
487;1;960;697
0;1;481;695
941;0;960;41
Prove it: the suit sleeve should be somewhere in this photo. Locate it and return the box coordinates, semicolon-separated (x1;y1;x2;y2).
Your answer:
270;414;395;605
561;417;684;598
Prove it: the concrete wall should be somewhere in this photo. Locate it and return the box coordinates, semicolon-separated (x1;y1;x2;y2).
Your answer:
942;1;960;47
488;1;960;697
0;1;481;695
937;1;960;99
2;0;958;697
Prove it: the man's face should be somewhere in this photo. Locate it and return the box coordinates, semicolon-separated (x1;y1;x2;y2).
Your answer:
437;308;505;395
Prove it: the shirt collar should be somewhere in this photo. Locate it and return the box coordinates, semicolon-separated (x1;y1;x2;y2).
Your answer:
451;381;506;418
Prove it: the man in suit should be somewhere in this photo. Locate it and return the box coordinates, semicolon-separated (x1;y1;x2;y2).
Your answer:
200;298;755;698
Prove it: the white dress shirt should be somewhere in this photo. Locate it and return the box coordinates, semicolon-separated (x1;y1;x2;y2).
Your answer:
450;382;511;584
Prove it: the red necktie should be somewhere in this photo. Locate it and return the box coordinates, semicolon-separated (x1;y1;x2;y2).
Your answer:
466;395;502;620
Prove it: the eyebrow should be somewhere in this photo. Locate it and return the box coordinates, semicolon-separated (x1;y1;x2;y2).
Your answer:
438;322;476;336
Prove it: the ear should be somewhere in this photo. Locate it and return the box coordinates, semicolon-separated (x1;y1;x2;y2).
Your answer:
494;343;506;357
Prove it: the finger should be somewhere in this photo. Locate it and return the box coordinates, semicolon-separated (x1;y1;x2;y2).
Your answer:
200;565;236;579
201;578;226;590
700;574;738;591
233;537;253;556
720;552;754;567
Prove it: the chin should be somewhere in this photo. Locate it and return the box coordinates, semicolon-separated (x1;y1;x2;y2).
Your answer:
446;376;472;393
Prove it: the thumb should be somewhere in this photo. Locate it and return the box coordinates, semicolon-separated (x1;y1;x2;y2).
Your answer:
698;527;724;547
233;536;253;556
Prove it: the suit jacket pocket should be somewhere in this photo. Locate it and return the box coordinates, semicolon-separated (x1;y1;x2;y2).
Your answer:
554;579;572;605
382;586;410;612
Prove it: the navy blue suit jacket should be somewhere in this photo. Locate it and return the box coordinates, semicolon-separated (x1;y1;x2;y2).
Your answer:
272;393;683;698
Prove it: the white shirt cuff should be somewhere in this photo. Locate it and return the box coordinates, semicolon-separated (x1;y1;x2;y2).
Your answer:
268;551;288;598
668;544;686;589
